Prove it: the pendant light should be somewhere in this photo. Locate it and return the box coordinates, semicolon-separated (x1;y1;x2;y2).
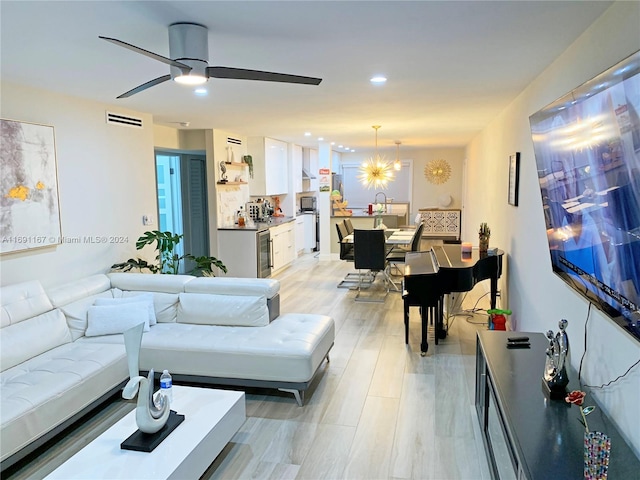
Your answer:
358;125;394;189
394;141;402;171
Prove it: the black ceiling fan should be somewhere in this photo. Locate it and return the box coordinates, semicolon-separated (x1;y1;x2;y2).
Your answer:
100;22;322;99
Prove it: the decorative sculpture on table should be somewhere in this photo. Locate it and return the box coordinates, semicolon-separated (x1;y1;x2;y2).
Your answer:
542;318;570;398
122;323;170;434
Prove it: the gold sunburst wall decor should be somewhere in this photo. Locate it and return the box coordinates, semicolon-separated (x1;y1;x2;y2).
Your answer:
424;159;451;184
358;125;395;189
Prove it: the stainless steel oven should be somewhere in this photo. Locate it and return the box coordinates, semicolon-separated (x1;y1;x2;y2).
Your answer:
256;229;272;278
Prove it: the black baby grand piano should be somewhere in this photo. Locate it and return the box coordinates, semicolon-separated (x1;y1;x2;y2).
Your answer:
403;245;504;355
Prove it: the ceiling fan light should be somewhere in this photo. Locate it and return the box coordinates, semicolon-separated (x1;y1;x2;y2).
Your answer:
175;74;207;85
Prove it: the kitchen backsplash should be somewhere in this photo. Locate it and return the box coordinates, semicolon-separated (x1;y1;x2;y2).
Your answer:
217;189;246;227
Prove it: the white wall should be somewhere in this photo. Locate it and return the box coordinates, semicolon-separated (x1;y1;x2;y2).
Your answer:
153;125;206;151
464;1;640;455
1;82;158;288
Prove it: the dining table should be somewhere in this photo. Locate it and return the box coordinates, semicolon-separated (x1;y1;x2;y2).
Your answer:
341;228;415;247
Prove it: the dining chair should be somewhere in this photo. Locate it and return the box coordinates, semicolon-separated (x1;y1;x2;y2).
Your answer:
343;218;354;235
336;223;361;288
353;229;389;302
336;222;354;260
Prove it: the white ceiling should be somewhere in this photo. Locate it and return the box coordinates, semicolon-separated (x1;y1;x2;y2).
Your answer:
1;1;613;154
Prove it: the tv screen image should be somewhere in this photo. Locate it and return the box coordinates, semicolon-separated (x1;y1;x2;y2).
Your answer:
530;50;640;342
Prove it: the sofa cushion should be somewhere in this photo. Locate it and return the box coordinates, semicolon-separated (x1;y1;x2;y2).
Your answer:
0;309;72;371
79;313;335;383
0;341;127;463
86;303;150;337
1;280;53;328
184;276;280;299
46;274;112;308
177;293;269;327
94;293;156;325
108;272;193;294
112;288;179;324
58;291;115;341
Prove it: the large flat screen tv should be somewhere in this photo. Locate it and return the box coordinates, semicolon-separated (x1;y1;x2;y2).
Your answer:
530;50;640;342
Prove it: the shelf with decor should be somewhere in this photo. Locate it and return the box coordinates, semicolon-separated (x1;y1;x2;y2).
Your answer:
216;181;248;186
223;162;249;167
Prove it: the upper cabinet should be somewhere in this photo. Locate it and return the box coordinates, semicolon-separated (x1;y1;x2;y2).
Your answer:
292;144;303;193
247;137;289;196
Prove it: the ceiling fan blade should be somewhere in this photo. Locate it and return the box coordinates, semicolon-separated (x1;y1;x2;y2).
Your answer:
116;75;172;99
99;36;191;73
206;66;322;85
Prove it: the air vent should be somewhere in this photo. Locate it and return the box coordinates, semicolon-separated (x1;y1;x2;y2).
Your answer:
105;111;143;129
227;137;242;145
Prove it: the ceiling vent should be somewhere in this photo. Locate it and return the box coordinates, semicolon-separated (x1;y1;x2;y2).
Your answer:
105;111;143;129
227;137;242;145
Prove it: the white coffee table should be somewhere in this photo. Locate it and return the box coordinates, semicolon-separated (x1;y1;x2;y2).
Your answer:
45;386;245;479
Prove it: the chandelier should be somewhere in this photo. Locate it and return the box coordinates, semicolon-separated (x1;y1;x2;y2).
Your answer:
358;125;394;189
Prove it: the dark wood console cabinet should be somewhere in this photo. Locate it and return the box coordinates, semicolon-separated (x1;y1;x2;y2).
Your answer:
475;330;639;480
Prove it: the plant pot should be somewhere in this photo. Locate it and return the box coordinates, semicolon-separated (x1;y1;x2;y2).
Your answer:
584;431;610;479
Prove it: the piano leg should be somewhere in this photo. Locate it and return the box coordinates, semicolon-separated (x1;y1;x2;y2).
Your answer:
403;298;409;345
490;276;498;310
420;303;429;356
436;295;447;342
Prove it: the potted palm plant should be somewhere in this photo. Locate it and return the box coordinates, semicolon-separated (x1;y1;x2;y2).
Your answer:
111;230;227;276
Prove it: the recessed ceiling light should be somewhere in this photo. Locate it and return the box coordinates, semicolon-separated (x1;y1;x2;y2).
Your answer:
338;145;344;148
194;88;208;96
318;137;324;141
351;149;355;152
304;132;312;137
330;142;335;146
370;76;387;84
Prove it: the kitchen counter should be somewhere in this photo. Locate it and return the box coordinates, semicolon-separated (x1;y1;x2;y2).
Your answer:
218;216;295;231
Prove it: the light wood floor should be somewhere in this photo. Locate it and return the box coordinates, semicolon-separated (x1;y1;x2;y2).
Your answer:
5;250;494;480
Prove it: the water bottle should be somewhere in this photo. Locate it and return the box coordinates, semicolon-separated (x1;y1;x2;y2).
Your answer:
160;369;172;405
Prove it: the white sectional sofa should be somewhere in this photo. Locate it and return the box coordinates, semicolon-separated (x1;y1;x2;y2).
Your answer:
0;273;334;471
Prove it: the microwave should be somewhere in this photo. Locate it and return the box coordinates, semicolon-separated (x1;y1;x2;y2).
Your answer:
300;196;317;212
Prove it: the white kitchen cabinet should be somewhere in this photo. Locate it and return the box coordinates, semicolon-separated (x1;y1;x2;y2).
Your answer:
247;137;289;196
270;221;295;273
217;229;258;278
292;144;303;193
295;216;304;255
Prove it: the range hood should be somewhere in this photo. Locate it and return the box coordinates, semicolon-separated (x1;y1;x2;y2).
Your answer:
302;167;316;179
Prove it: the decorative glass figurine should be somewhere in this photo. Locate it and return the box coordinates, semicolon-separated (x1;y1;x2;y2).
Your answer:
543;318;569;397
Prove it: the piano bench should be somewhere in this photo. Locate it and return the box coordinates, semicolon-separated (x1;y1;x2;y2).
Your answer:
402;291;444;355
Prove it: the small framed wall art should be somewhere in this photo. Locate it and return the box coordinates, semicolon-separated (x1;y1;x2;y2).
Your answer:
508;152;520;206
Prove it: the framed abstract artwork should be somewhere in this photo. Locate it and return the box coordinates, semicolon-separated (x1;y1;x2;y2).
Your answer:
1;119;62;253
508;152;520;206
